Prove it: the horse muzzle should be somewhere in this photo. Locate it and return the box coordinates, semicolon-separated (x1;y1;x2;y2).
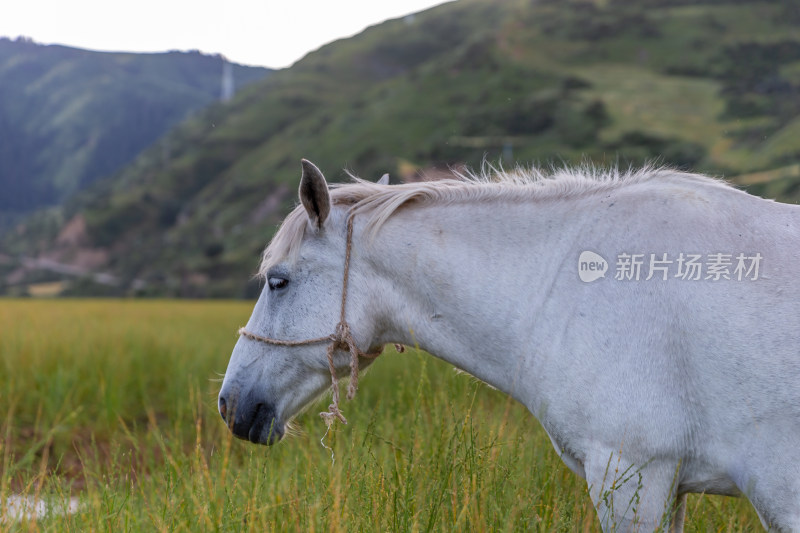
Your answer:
218;392;284;445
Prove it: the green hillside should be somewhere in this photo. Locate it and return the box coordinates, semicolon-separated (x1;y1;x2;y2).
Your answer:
0;37;270;217
2;0;799;297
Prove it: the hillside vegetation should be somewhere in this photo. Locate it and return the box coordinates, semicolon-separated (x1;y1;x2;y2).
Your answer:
2;0;799;297
0;38;269;217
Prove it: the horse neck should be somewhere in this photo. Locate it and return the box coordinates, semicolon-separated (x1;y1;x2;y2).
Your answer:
363;199;587;405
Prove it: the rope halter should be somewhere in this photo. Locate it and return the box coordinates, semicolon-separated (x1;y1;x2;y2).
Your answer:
237;215;401;427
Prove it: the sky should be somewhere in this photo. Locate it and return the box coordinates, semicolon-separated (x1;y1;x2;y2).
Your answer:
0;0;451;68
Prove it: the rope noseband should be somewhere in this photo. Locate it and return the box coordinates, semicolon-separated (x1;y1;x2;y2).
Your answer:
238;215;395;426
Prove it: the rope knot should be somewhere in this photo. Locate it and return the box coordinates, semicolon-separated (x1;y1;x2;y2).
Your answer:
333;320;351;344
320;403;347;426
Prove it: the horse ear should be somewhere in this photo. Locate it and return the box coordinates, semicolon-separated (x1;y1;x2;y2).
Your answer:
377;173;390;185
299;159;331;230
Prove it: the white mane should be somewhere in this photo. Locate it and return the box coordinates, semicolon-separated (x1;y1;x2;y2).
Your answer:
259;165;732;274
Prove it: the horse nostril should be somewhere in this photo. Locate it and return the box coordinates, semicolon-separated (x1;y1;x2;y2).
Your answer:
218;396;228;421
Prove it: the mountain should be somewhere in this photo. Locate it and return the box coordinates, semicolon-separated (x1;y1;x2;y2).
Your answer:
2;0;799;298
0;37;270;219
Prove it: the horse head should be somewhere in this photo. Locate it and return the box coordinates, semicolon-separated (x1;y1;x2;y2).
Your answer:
218;160;384;444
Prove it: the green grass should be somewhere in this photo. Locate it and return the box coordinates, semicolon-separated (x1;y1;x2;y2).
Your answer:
574;66;727;153
0;300;763;530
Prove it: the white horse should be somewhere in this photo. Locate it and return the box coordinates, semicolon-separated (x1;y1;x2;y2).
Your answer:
219;160;800;532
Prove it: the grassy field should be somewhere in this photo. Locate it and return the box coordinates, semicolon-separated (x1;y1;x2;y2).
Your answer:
0;299;762;531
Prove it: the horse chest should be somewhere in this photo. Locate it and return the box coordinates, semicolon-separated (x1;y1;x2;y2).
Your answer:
543;427;586;479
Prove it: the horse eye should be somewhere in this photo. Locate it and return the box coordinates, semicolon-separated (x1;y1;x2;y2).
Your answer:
268;277;289;291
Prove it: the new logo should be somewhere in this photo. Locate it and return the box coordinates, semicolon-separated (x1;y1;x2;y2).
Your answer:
578;251;608;283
